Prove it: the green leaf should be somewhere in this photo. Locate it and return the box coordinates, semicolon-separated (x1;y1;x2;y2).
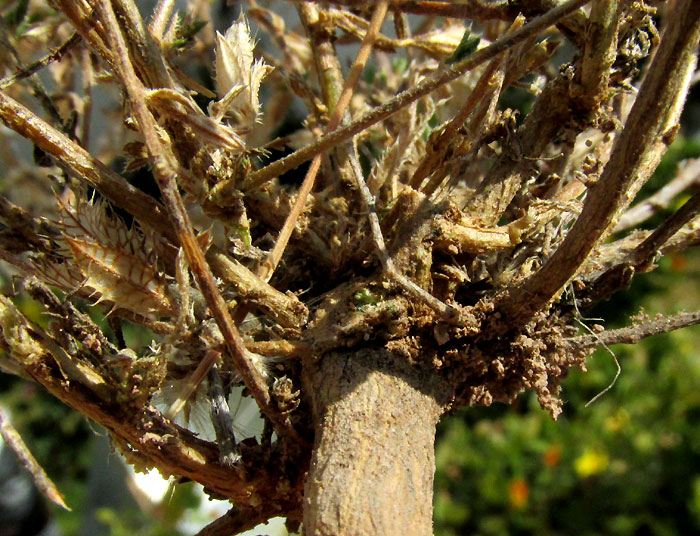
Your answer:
445;28;481;65
172;19;207;50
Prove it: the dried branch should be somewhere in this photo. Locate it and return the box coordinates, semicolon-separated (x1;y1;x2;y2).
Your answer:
630;189;700;270
615;157;700;232
348;150;461;320
0;406;69;510
258;0;390;282
315;0;514;20
0;294;301;509
409;48;504;191
92;0;303;444
210;0;591;196
580;187;700;309
23;277;118;361
570;311;700;353
579;0;620;112
194;506;288;536
3;0;700;529
434;218;515;255
315;0;587;42
0;33;82;91
110;0;174;89
497;0;700;327
0;91;306;329
0;90;174;237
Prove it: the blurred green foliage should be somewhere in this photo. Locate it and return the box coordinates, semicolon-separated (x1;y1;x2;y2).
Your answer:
434;322;700;536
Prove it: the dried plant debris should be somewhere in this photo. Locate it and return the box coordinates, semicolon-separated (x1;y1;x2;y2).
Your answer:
0;406;70;510
0;0;699;520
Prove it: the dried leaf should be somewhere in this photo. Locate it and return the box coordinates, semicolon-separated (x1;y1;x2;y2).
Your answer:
147;88;245;152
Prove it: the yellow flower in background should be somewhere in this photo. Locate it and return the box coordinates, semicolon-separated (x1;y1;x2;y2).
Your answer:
508;478;529;509
605;408;630;432
575;449;610;478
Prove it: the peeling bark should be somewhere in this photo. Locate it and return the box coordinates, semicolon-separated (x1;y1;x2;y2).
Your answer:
302;347;450;535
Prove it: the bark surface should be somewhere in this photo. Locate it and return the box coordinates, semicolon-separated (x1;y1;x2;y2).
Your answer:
302;347;450;535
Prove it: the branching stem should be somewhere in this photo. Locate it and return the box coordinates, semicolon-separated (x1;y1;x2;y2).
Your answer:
258;0;390;282
211;0;591;195
93;0;303;445
571;311;700;351
497;0;700;326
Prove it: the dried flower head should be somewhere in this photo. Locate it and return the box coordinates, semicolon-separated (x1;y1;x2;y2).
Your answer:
48;194;175;318
210;15;273;126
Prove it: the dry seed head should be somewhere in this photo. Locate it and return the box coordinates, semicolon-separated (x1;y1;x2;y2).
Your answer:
211;15;273;125
34;254;85;291
65;237;174;317
54;195;174;317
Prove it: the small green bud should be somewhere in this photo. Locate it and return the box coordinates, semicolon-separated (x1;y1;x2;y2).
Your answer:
445;28;481;65
354;288;379;308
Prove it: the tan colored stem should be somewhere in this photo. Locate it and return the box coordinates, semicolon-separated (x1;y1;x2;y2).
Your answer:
210;0;591;195
498;0;700;326
579;0;619;111
0;406;69;510
303;347;449;535
571;310;700;352
0;90;306;328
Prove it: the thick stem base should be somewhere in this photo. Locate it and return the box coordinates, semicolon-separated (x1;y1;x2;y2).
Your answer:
302;347;449;535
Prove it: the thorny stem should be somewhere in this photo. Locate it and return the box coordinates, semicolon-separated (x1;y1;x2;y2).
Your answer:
93;0;304;445
210;0;591;196
497;0;700;327
0;33;82;91
258;0;390;282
